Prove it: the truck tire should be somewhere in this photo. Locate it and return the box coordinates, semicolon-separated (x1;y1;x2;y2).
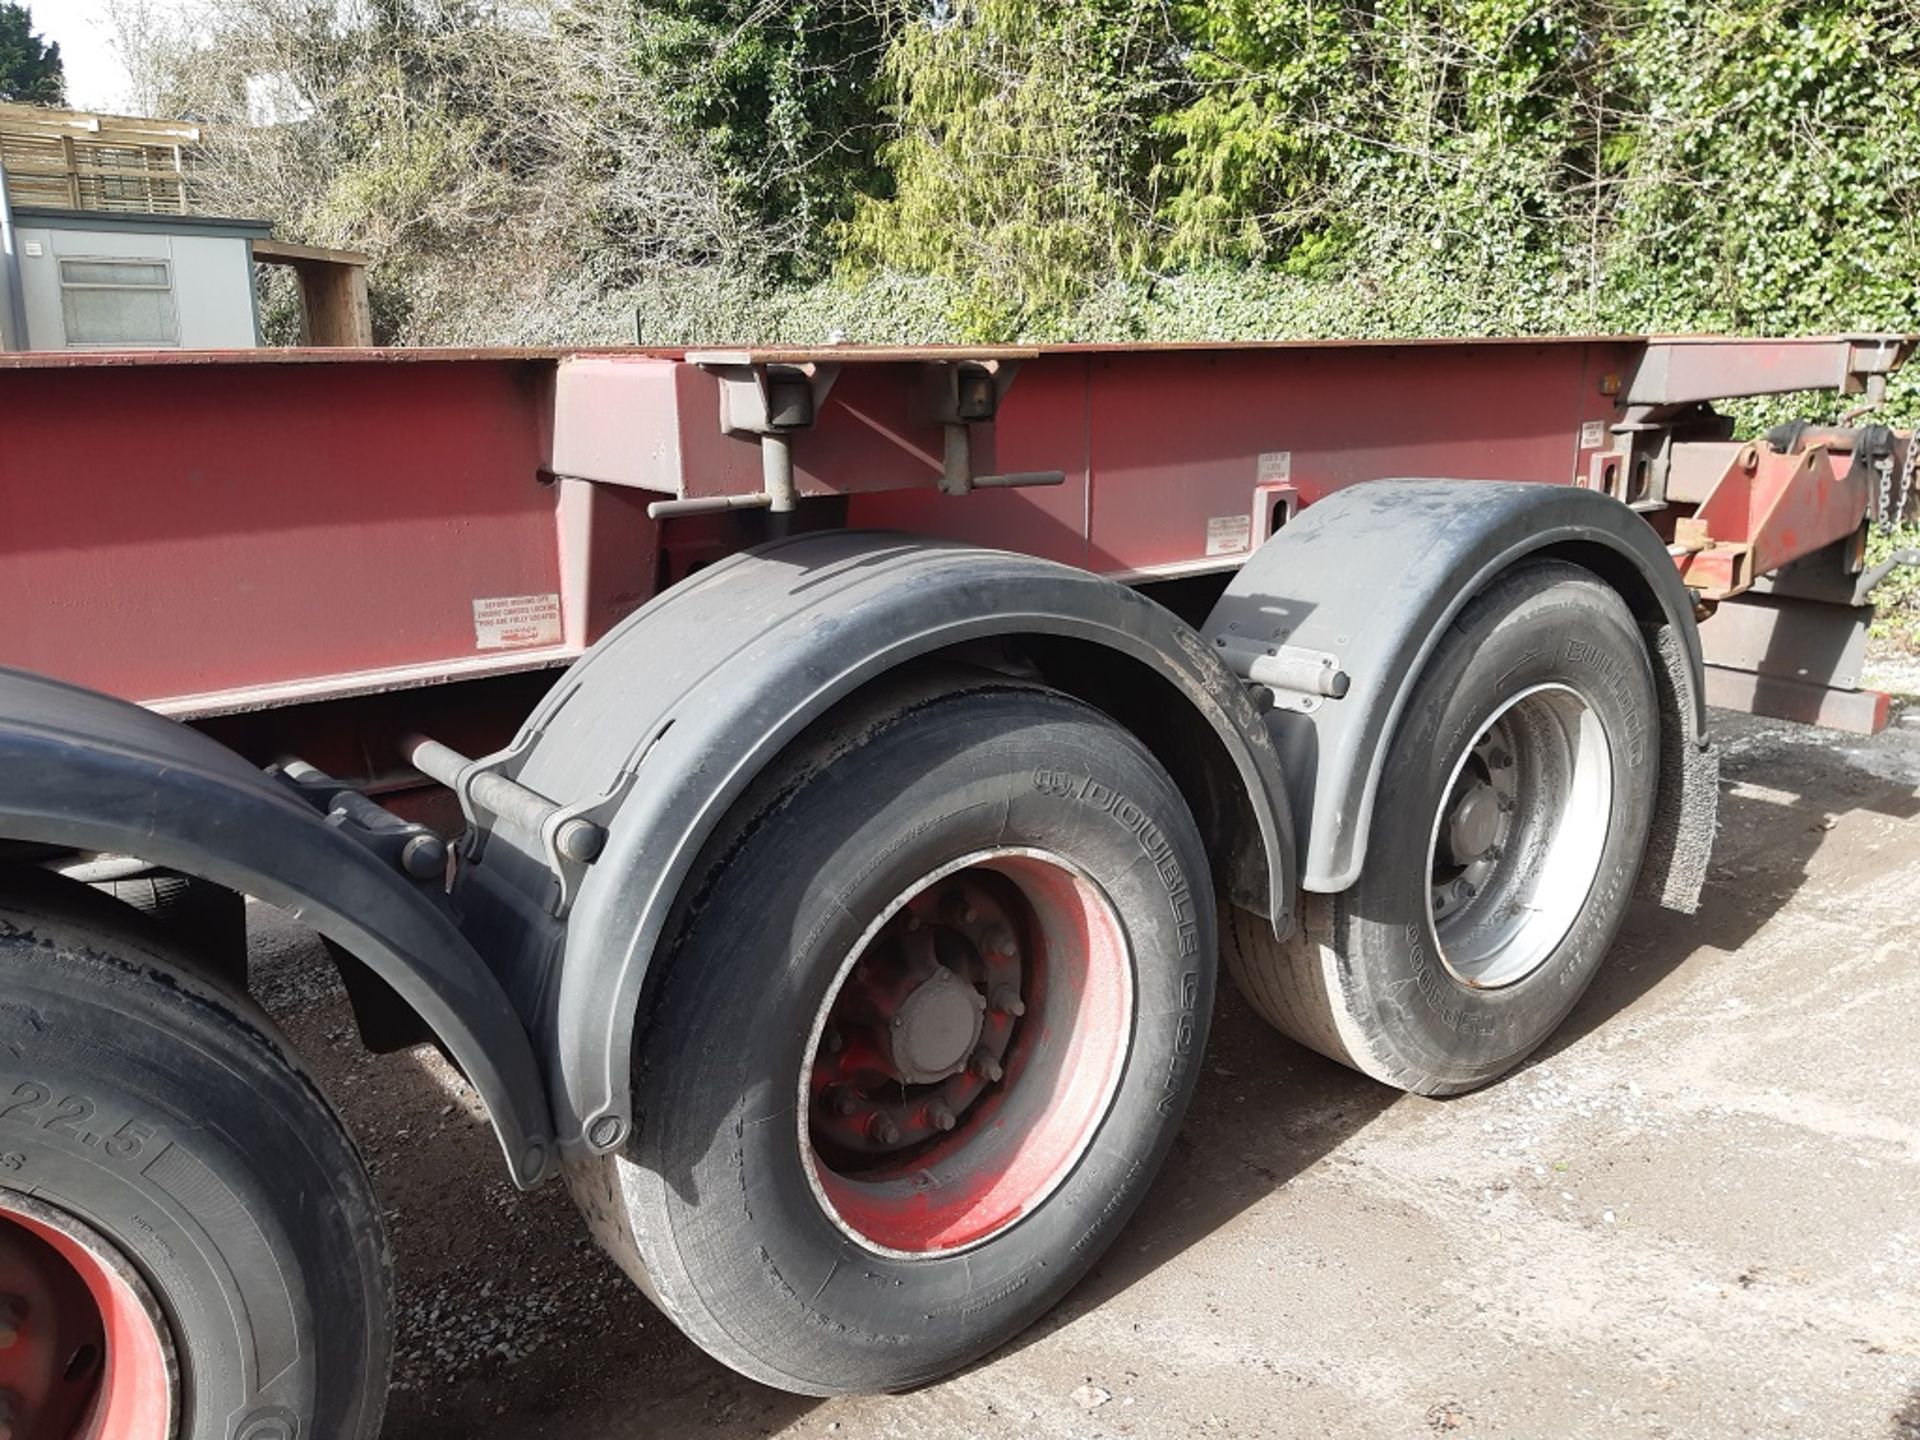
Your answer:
568;678;1215;1395
0;867;390;1440
1225;561;1658;1094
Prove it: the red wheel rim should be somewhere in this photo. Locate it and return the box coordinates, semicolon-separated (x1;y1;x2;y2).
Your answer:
800;848;1133;1256
0;1190;176;1440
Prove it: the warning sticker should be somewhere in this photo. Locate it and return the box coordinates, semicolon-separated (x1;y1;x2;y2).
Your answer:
1256;450;1293;482
1205;514;1253;557
1579;420;1607;451
473;594;562;651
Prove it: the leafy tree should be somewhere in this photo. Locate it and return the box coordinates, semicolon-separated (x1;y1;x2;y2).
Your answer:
0;1;64;105
844;0;1179;335
632;0;895;265
1142;0;1920;345
132;0;764;341
124;0;1920;369
1599;0;1920;340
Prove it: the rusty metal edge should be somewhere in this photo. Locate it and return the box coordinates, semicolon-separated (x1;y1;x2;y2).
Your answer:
4;333;1912;371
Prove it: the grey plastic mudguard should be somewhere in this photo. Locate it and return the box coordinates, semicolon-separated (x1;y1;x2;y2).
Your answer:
1201;479;1710;893
0;666;555;1187
457;531;1296;1157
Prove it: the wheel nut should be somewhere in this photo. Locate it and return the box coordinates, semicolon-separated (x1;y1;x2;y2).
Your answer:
928;1102;957;1132
990;985;1026;1017
971;1048;1004;1083
869;1115;900;1147
0;1296;22;1349
823;1026;843;1054
833;1089;860;1117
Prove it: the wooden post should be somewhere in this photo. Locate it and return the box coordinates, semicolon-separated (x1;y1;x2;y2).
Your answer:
251;239;375;346
295;261;374;346
59;135;79;207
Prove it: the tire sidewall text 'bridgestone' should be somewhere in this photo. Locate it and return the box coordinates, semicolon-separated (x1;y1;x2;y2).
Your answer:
573;682;1214;1395
0;871;390;1440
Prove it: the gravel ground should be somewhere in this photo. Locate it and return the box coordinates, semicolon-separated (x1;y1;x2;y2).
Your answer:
248;701;1920;1440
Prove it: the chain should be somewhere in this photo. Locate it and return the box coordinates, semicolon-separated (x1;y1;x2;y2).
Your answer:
1897;426;1918;530
1871;426;1916;533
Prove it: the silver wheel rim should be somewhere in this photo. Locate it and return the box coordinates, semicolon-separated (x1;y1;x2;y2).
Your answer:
1425;683;1615;989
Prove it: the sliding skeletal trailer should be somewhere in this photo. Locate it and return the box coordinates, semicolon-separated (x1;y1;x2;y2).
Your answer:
0;334;1913;1432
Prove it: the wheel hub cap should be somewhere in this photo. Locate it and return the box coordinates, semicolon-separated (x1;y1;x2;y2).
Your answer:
888;965;986;1084
1426;684;1615;989
800;849;1132;1256
1445;782;1503;863
808;872;1024;1158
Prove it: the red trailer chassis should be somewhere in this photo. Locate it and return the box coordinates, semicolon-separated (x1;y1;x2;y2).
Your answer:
3;334;1907;729
0;332;1914;1433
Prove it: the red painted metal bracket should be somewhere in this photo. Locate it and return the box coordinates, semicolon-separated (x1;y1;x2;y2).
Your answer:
1672;443;1868;602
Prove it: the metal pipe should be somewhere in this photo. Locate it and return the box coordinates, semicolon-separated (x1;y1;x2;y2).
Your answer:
1246;650;1352;698
972;470;1068;489
407;736;605;863
278;757;449;878
408;735;472;789
1214;636;1351;699
939;423;1064;494
941;423;972;496
1853;549;1920;605
646;492;774;520
1784;426;1867;452
762;432;797;513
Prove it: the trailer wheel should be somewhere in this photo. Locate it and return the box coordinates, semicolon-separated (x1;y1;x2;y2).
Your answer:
570;680;1214;1395
1225;561;1658;1094
0;868;389;1440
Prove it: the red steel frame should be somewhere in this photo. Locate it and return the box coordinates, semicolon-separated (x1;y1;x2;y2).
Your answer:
1674;442;1867;600
1;334;1909;757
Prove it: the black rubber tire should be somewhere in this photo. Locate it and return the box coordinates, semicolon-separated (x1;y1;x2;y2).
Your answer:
1225;561;1658;1094
567;677;1215;1395
0;866;391;1439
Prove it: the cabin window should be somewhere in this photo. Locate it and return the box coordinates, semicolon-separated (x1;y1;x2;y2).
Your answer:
58;257;179;346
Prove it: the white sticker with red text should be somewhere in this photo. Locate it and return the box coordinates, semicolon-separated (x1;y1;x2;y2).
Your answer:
1205;514;1253;556
473;594;562;650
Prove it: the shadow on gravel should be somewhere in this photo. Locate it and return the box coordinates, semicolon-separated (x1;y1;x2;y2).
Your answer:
997;709;1920;1379
1034;711;1920;1369
979;983;1398;1370
1542;715;1920;1060
1890;1388;1920;1439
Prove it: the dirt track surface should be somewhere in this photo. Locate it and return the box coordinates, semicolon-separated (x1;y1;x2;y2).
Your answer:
249;707;1920;1440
